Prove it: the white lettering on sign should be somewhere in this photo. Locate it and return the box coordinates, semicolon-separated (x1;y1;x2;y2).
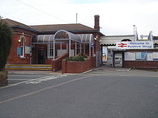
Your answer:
116;41;154;49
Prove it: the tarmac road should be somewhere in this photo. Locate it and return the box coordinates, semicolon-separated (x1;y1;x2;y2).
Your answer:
0;67;158;118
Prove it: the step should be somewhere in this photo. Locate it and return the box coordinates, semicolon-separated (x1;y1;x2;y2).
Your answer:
5;64;52;71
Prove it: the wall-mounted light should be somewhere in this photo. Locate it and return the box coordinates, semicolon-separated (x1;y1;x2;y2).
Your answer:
18;33;25;43
94;35;98;41
18;39;21;43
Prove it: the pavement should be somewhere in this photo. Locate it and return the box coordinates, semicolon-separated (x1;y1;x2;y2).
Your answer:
6;64;148;75
7;70;62;75
1;65;158;118
93;65;131;71
7;64;158;76
1;64;158;118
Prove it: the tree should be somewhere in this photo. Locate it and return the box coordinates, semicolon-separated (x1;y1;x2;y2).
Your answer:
0;18;12;71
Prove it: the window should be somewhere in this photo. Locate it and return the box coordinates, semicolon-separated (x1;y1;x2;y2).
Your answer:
17;35;26;58
55;31;69;39
19;37;25;58
47;44;53;58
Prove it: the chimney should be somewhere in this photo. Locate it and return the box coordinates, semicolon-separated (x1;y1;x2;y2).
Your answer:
94;15;100;31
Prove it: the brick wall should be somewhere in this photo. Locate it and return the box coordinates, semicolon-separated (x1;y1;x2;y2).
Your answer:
45;59;53;64
52;53;69;71
124;61;158;69
6;26;101;66
123;50;158;69
62;56;96;73
7;30;35;64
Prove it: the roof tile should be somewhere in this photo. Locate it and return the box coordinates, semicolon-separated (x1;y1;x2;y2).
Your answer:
30;23;97;32
3;18;31;29
2;18;100;34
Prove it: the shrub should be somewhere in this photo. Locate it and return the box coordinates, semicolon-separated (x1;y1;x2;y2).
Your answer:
65;55;85;61
0;19;12;70
65;57;73;61
78;53;88;58
72;55;85;61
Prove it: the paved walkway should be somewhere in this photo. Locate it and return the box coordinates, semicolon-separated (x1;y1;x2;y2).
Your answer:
7;64;157;75
7;65;127;75
8;70;62;75
93;65;131;71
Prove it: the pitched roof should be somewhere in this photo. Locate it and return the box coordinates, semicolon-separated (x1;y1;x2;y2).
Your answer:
30;23;98;33
2;18;104;35
2;18;36;32
3;18;31;29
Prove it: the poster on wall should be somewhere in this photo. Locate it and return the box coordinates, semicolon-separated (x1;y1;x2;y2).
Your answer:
141;52;147;60
153;52;158;60
135;52;147;60
125;51;158;61
135;52;141;60
147;52;153;61
125;52;135;60
17;47;22;56
25;46;31;54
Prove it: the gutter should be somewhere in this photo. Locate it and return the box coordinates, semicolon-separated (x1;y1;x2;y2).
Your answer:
37;30;104;36
11;26;105;36
11;26;38;33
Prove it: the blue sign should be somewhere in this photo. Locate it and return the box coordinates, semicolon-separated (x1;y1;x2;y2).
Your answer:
17;47;21;56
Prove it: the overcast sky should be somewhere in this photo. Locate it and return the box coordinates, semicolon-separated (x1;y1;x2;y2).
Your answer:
1;0;158;36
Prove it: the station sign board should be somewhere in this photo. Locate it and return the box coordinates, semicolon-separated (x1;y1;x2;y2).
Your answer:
116;41;154;49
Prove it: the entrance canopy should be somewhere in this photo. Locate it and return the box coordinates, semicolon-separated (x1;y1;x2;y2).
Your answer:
32;35;54;44
32;30;95;59
32;30;94;44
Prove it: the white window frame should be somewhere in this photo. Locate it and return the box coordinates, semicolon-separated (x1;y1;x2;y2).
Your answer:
47;44;53;59
20;37;25;58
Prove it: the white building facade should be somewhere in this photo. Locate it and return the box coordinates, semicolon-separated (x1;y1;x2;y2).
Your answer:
100;33;158;69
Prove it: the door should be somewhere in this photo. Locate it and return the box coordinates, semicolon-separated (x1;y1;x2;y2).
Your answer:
113;52;123;67
38;48;46;64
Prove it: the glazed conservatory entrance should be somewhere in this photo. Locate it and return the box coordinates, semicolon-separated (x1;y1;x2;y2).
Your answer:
31;30;94;64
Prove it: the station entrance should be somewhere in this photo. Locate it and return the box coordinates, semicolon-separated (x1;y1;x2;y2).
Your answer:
113;52;123;67
31;30;95;64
